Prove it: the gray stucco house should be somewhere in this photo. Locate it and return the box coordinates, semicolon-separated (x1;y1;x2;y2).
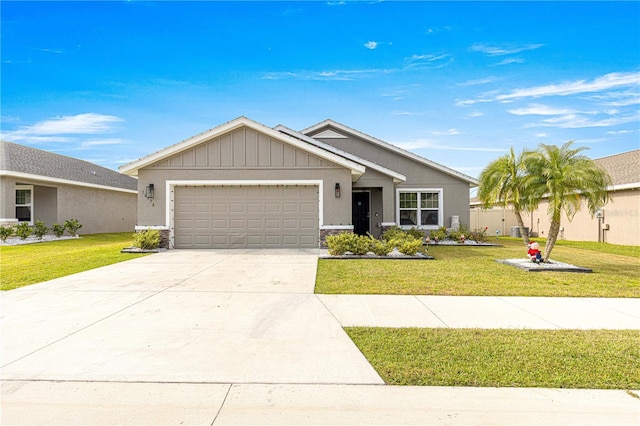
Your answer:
120;117;478;249
0;141;137;234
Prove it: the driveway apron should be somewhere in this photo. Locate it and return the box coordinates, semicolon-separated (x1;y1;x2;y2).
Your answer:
0;249;383;385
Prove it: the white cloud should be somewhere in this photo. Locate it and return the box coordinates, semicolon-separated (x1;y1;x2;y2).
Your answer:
394;138;505;152
404;53;452;70
607;129;633;135
431;128;462;136
392;111;424;116
23;113;123;135
1;113;124;144
496;72;640;101
80;138;127;148
263;68;383;81
495;58;524;66
457;77;498;87
470;43;544;56
539;112;639;128
467;112;484;118
364;41;378;50
508;103;581;116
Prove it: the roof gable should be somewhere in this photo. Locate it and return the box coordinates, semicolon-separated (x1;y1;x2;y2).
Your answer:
302;119;478;186
150;126;339;170
0;140;137;192
274;125;406;183
120;117;365;179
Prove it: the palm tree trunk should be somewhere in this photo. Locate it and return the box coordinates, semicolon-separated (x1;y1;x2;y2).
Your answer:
544;218;562;262
514;209;530;247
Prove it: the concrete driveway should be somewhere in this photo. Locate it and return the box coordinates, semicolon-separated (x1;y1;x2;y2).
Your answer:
2;250;638;425
1;249;383;386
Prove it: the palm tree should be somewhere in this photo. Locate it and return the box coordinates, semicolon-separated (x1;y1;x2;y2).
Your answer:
478;147;537;247
526;141;611;262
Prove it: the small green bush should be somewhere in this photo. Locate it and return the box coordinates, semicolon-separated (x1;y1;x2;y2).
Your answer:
64;218;83;236
0;225;14;242
381;226;406;241
52;223;66;238
132;229;161;250
14;222;32;240
367;235;391;256
326;232;360;255
327;229;424;256
405;227;425;240
397;238;423;255
33;220;49;240
429;226;448;241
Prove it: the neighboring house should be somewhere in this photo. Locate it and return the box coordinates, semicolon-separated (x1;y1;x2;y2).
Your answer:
120;116;477;249
0;141;138;234
470;149;640;246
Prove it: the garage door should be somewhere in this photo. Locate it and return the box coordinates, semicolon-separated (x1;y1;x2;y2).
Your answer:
174;185;319;249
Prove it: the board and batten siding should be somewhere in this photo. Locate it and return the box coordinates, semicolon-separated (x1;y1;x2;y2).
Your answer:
151;128;336;169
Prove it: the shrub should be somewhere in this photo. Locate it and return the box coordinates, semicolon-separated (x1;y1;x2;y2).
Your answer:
405;227;425;240
469;228;488;243
327;229;424;256
132;228;161;250
64;218;83;236
381;226;406;241
397;238;423;255
429;226;448;241
14;222;32;240
383;226;425;242
52;223;66;238
367;235;391;256
448;224;469;242
33;220;49;240
0;225;14;242
326;232;361;256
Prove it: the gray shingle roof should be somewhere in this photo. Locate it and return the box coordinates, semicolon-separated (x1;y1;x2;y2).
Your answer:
594;149;639;186
0;140;137;191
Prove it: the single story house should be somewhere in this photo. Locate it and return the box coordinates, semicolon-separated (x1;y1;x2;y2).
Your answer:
120;116;478;249
0;140;137;234
470;149;639;246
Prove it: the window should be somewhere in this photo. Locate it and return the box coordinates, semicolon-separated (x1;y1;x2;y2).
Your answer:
16;185;33;224
397;189;442;228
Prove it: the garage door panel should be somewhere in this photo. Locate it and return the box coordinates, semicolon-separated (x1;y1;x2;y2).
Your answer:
212;219;227;228
174;185;318;249
194;219;209;229
300;219;316;229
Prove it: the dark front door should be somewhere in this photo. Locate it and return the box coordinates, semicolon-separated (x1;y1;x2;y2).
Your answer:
352;192;370;236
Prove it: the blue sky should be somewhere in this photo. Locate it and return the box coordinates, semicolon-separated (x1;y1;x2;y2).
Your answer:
2;1;639;178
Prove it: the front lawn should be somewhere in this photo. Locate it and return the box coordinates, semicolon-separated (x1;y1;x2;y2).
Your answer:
0;233;149;290
346;327;640;389
316;239;640;297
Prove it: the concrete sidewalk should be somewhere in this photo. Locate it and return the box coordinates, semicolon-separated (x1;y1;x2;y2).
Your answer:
319;294;640;329
2;249;639;425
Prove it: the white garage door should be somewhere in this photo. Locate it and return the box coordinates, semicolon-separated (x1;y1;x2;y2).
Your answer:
174;185;319;249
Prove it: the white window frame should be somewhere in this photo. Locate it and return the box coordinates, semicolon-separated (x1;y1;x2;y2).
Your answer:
15;185;34;225
396;188;443;230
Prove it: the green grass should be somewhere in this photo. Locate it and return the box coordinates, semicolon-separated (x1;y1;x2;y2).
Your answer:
0;233;149;290
316;239;640;297
346;327;640;389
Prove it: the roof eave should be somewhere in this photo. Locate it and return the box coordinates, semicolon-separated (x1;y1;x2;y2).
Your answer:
275;124;406;183
302;119;479;186
119;117;366;178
